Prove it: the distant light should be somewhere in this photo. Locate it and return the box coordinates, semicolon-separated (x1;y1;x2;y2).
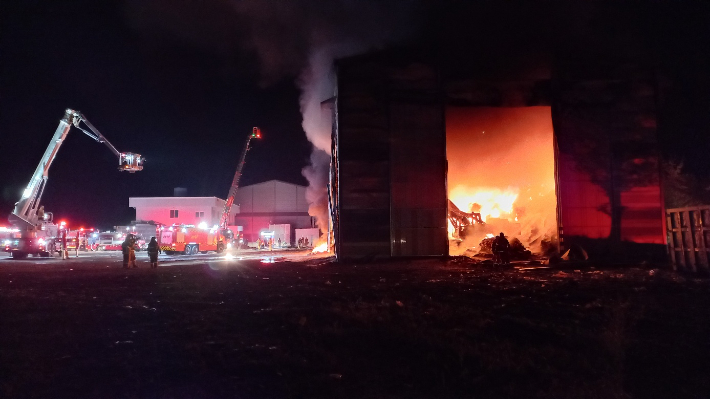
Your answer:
22;187;32;199
181;228;187;233
93;233;98;238
126;227;130;231
198;222;208;229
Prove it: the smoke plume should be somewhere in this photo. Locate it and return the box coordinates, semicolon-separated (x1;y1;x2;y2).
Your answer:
228;0;421;237
124;0;422;237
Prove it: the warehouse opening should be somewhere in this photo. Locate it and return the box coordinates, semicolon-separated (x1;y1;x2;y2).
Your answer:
446;106;558;257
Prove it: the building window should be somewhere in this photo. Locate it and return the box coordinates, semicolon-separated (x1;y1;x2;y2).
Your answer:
195;211;204;218
170;209;179;218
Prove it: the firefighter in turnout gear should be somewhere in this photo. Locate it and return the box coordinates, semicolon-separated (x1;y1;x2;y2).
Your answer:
147;237;161;268
492;232;510;266
122;234;136;268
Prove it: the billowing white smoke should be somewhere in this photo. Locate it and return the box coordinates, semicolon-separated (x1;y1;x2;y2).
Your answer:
297;47;341;235
289;6;421;239
125;0;421;238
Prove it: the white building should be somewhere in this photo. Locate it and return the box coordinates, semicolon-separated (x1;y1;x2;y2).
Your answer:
128;197;239;227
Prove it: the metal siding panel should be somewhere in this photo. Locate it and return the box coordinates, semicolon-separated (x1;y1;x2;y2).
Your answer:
234;186;254;213
389;99;447;257
274;182;297;212
553;76;664;257
253;182;275;213
335;60;392;259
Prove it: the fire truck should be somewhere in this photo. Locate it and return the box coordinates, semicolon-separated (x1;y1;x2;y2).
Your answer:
159;127;260;255
159;224;221;254
7;109;143;259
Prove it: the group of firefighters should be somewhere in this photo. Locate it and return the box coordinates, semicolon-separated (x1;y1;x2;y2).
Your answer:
121;234;161;269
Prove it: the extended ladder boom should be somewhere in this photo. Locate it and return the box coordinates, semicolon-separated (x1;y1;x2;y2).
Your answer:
219;127;261;230
9;109;144;230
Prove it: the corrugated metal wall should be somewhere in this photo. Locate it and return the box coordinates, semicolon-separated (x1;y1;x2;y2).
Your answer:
335;58;392;259
389;101;447;256
335;56;448;259
553;76;665;253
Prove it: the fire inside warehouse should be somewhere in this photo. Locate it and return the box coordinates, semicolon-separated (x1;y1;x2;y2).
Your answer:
328;49;665;262
446;106;557;258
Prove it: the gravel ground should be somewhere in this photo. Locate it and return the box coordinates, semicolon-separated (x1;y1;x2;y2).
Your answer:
1;252;708;399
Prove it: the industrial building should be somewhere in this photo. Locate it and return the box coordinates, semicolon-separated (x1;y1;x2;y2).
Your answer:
233;180;314;243
331;42;665;260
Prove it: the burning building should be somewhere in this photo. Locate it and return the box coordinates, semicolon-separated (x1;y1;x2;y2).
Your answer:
329;43;664;261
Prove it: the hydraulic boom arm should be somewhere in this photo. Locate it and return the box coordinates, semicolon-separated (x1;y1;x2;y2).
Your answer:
219;127;261;230
9;109;144;230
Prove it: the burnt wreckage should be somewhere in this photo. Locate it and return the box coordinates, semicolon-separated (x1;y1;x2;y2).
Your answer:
448;200;484;240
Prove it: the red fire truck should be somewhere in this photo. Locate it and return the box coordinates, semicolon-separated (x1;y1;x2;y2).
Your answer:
159;127;260;255
159;225;222;255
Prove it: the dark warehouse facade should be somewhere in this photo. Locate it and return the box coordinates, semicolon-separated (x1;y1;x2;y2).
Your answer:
331;39;665;261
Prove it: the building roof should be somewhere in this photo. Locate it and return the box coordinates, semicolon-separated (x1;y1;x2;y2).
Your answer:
129;197;227;207
241;180;307;189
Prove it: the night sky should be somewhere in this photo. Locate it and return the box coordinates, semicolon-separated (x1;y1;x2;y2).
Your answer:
2;1;710;230
1;0;313;229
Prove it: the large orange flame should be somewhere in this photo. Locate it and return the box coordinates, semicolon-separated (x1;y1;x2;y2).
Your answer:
449;185;519;222
446;106;557;255
311;242;329;254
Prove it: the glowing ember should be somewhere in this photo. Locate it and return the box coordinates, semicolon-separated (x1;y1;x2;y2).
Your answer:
311;242;329;254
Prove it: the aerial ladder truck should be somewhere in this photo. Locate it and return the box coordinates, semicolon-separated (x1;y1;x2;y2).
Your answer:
7;109;144;259
159;127;260;255
219;127;261;250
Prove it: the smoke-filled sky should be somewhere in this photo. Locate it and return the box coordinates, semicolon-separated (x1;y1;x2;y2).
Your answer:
2;0;710;229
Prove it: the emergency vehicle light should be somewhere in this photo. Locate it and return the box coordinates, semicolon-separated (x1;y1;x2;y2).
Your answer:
119;152;144;173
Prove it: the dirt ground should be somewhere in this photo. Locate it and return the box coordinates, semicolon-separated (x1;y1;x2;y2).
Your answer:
1;252;708;399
